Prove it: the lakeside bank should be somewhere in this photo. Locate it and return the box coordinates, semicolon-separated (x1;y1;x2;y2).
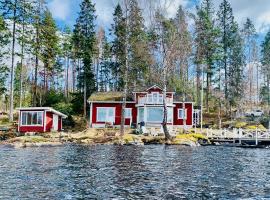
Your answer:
0;128;208;148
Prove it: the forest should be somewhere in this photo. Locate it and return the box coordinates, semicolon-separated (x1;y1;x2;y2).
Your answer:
0;0;270;127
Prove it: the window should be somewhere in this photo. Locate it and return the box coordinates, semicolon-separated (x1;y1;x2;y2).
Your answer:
146;107;173;123
138;107;144;123
21;111;43;126
147;94;153;103
124;108;132;118
97;107;115;123
178;109;187;119
147;107;163;122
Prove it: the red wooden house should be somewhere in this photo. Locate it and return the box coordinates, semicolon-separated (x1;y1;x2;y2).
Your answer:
17;107;67;133
88;85;193;128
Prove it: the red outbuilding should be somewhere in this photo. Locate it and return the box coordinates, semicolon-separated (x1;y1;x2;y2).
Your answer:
17;107;67;133
88;85;194;128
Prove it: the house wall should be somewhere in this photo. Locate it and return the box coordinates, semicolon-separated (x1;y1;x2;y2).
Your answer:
58;116;62;131
173;103;193;126
91;103;137;126
45;112;53;132
18;110;45;133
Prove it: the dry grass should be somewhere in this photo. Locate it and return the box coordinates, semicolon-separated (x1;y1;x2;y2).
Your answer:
88;92;126;101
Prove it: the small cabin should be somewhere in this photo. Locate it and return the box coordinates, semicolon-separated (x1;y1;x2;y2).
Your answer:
88;85;194;128
17;107;67;133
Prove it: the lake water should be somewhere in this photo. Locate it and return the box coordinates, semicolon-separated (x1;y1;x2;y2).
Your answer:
0;145;270;199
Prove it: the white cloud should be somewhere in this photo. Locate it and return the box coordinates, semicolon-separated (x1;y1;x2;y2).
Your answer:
211;0;270;33
48;0;72;21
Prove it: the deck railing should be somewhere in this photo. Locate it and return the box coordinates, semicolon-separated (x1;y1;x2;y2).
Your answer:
138;97;173;105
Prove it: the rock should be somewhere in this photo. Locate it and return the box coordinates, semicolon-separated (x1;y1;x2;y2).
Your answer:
13;142;26;148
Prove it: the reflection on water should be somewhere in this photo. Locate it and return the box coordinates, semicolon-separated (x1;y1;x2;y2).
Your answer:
0;145;270;199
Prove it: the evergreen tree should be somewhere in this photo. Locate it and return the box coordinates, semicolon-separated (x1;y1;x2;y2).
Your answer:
61;26;72;97
242;18;257;106
16;0;33;108
75;0;96;117
128;0;152;89
217;0;235;102
31;0;46;106
0;16;10;94
261;30;270;106
99;36;113;92
195;0;219;112
40;9;59;94
227;22;245;109
111;3;126;91
0;0;22;120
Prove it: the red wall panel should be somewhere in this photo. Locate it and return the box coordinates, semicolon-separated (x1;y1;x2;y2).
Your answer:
173;103;193;125
92;103;137;125
46;112;53;132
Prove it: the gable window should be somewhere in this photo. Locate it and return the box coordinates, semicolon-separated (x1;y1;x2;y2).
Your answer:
178;109;187;119
124;108;132;118
97;107;115;123
21;111;43;126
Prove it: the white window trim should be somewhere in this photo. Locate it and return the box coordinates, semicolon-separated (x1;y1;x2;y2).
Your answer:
96;107;116;123
124;108;132;118
178;109;187;119
20;111;44;127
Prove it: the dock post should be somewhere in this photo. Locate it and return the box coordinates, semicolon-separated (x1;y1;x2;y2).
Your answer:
255;128;258;146
239;128;242;145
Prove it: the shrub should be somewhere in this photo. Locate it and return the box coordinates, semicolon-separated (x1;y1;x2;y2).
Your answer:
53;102;73;116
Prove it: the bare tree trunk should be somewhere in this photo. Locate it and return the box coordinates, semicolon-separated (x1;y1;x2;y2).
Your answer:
83;77;86;117
162;65;171;141
9;3;17;122
120;0;129;137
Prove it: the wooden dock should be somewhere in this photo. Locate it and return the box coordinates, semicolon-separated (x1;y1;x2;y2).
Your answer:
206;128;270;146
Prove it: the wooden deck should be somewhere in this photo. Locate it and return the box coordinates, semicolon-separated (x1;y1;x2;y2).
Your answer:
206;128;270;146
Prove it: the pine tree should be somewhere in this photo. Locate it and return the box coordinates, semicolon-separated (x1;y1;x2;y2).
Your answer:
195;0;219;112
0;0;22;120
99;35;113;92
31;0;46;106
111;3;126;91
75;0;96;117
40;9;59;95
217;0;235;102
128;0;152;90
261;31;270;106
173;5;192;131
61;26;72;98
16;0;33;108
0;16;10;94
227;22;245;111
242;18;256;107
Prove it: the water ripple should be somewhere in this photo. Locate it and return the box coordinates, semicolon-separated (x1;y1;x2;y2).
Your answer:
0;145;270;199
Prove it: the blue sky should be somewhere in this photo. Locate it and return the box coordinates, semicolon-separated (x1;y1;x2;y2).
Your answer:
47;0;270;36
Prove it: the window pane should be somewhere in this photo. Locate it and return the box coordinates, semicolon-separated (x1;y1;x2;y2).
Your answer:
138;108;144;123
27;113;32;125
178;109;187;119
107;108;115;123
153;93;158;103
167;107;173;123
147;107;163;122
125;108;131;118
22;113;27;125
97;108;106;121
32;112;37;124
37;112;43;125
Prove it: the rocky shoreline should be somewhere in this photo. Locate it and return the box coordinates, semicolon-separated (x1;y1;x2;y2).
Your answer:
0;129;208;148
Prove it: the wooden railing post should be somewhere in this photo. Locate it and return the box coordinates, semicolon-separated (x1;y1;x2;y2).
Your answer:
255;128;258;146
239;128;242;144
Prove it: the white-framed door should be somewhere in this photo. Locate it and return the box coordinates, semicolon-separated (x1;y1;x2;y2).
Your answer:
53;114;58;131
